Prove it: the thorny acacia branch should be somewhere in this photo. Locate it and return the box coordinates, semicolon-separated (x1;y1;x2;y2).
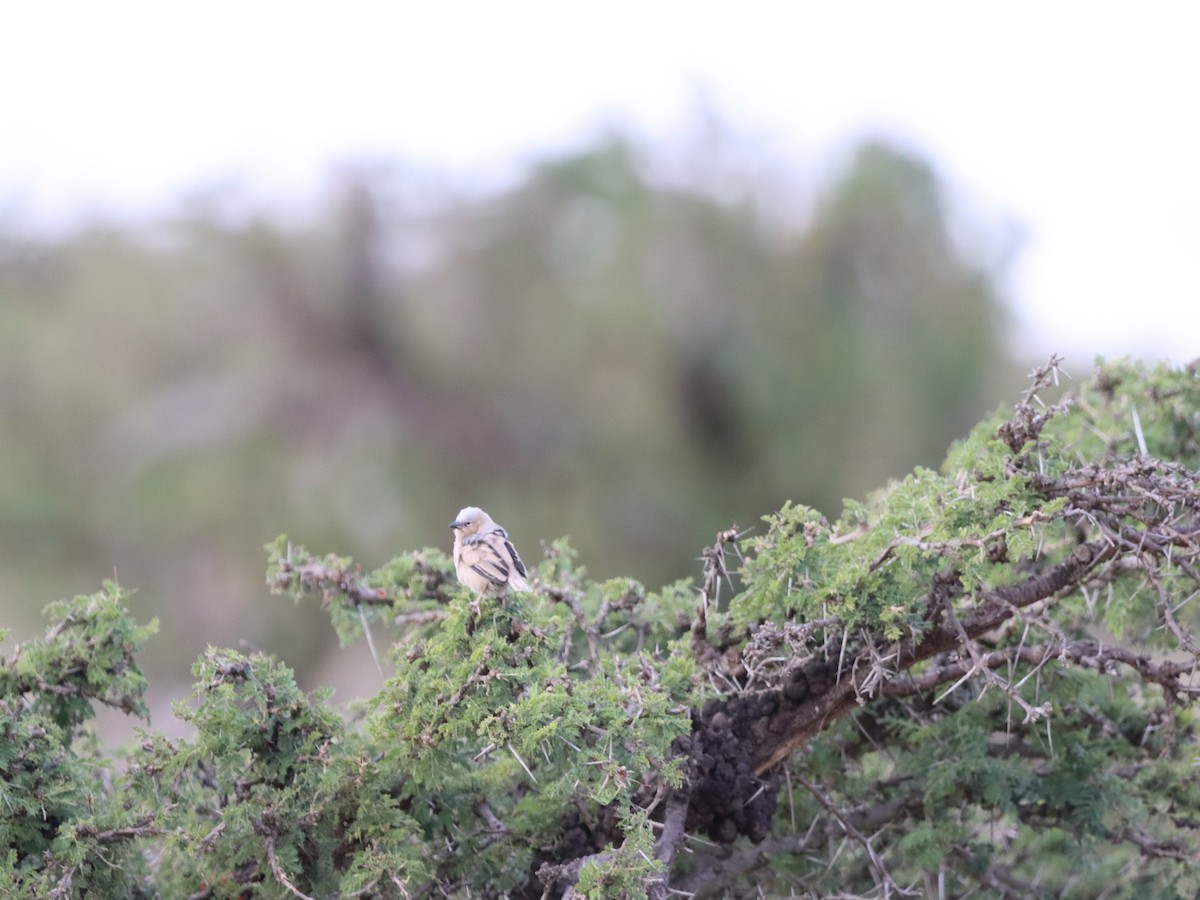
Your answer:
669;355;1200;900
745;358;1200;774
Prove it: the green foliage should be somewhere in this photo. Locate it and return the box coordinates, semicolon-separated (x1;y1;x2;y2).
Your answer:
355;547;692;893
573;808;662;899
0;584;156;897
690;358;1200;898
3;358;1200;897
0;582;157;733
123;649;433;897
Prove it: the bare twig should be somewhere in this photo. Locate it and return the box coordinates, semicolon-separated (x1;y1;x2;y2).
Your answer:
265;834;316;900
269;549;392;607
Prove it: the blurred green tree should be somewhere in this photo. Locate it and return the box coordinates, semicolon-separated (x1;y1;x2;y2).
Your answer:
395;135;1013;580
0;130;1014;697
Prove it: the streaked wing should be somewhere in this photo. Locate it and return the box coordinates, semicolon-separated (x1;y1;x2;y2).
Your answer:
459;533;513;588
502;536;528;580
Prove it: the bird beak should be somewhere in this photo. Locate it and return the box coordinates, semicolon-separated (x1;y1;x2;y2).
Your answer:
449;520;463;531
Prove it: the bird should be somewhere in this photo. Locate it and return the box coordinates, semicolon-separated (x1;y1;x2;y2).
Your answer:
450;507;532;607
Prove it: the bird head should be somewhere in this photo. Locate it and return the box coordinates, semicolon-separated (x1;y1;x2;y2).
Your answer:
450;506;489;536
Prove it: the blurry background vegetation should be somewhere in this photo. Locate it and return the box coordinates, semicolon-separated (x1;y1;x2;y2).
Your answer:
0;126;1020;720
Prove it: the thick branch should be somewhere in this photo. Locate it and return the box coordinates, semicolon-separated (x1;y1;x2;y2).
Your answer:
882;640;1200;700
752;541;1112;773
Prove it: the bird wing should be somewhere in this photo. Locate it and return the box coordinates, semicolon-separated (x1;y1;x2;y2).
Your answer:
500;534;531;592
459;531;520;590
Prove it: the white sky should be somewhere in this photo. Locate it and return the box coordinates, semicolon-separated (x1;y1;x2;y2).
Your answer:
3;1;1198;365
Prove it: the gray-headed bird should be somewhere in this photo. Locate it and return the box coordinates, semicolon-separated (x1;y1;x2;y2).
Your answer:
450;506;532;604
